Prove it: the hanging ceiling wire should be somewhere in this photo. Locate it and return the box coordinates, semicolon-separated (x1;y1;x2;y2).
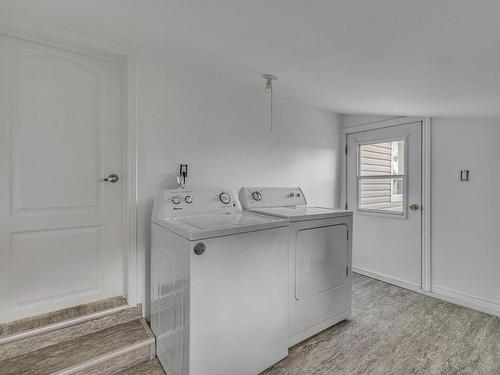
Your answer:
262;74;277;131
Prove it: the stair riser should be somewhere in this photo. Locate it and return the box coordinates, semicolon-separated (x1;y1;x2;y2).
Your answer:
0;297;127;339
0;309;141;362
0;320;153;375
115;359;165;375
68;344;152;375
0;297;157;375
0;305;129;346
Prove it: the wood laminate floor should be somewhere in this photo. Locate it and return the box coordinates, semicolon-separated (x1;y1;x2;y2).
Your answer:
264;273;500;375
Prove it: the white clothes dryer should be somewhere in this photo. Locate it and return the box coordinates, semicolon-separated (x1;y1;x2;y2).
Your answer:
239;187;353;346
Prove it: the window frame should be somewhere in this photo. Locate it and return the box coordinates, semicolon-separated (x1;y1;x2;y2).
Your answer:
356;136;409;218
390;179;403;203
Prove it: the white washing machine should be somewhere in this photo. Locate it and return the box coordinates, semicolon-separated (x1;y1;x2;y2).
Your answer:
151;188;290;375
239;187;353;346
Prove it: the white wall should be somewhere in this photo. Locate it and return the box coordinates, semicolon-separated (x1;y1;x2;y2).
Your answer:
431;118;500;309
136;56;342;315
341;114;500;315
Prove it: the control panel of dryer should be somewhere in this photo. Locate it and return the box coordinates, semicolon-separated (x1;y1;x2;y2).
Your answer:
239;187;307;208
153;188;240;218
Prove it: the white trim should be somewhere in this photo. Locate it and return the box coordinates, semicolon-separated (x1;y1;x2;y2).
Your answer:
0;304;129;345
123;56;138;307
0;18;139;309
354;270;500;318
341;116;403;129
431;285;500;318
340;132;347;210
341;116;431;291
342;116;424;135
353;267;422;293
421;118;432;291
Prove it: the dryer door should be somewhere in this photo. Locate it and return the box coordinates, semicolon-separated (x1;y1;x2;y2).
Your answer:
295;224;348;300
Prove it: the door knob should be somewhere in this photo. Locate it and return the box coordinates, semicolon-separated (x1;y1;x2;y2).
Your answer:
100;173;119;183
409;203;419;211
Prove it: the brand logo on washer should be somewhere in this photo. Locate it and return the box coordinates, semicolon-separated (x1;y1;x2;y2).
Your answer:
194;242;206;255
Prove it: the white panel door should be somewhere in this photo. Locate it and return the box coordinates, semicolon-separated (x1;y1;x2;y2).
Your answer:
347;122;422;287
0;35;124;323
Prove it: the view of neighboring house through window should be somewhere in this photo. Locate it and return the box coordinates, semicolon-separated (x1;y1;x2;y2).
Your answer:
358;140;405;213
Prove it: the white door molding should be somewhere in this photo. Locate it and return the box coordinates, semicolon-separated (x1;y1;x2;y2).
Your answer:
0;18;139;309
421;118;431;291
341;116;431;292
123;56;138;307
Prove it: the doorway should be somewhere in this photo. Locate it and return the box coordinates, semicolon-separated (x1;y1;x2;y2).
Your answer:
346;121;422;288
0;35;127;323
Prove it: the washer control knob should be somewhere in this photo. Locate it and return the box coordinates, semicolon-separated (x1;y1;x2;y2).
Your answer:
185;196;193;204
288;192;295;198
252;191;262;201
194;242;206;255
172;196;181;205
219;192;231;204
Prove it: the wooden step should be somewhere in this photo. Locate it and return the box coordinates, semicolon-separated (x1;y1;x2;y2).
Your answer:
115;359;166;375
0;318;155;375
0;296;128;344
0;307;142;362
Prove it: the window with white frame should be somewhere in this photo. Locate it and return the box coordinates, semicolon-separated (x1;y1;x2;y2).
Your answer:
358;140;405;213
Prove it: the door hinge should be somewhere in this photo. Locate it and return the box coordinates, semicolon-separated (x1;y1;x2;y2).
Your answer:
346;266;349;277
345;203;348;210
345;145;348;154
347;230;349;240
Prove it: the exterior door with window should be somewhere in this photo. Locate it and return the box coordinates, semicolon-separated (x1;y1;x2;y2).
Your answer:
346;122;422;287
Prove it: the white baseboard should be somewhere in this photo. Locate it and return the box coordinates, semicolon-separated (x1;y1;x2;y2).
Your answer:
431;285;500;318
352;267;422;293
353;267;500;318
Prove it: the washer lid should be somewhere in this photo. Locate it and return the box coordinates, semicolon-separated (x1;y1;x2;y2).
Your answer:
249;206;352;222
152;211;289;240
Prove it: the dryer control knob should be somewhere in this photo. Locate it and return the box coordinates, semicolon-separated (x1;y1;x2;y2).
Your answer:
185;196;193;204
172;196;181;205
219;192;231;204
252;191;262;201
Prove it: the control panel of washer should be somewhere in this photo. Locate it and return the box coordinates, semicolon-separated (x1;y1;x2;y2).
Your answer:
153;188;240;218
239;187;307;208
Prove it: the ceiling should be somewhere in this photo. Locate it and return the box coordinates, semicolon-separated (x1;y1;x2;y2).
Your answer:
1;0;500;117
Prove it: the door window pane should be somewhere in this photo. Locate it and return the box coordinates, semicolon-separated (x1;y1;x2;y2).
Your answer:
391;140;405;175
391;178;403;203
359;141;404;176
358;140;405;214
